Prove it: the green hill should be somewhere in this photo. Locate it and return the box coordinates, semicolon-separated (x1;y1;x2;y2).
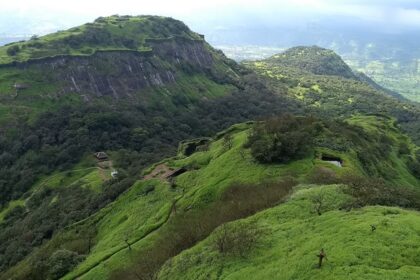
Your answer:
159;186;420;280
1;114;419;279
0;16;299;277
0;15;298;210
2;19;420;280
243;46;420;145
0;15;201;64
265;46;357;79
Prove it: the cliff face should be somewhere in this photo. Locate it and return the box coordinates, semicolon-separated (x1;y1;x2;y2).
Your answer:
7;38;218;100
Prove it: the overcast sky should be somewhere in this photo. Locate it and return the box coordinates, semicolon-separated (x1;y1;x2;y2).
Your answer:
1;0;420;36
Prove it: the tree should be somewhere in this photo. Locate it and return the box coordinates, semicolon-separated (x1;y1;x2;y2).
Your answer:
222;133;233;150
310;191;326;216
246;115;319;163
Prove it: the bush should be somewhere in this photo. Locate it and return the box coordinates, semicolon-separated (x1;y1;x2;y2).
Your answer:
246;115;320;163
307;166;338;185
6;45;20;56
341;175;420;210
214;223;264;257
47;249;82;279
408;158;420;179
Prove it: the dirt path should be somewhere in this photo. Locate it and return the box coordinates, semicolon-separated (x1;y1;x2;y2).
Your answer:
143;163;174;180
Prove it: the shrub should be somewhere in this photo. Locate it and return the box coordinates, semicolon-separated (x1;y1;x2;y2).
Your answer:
341;175;420;210
408;158;420;179
6;45;20;56
214;223;264;257
246;115;320;163
47;249;82;280
307;166;338;185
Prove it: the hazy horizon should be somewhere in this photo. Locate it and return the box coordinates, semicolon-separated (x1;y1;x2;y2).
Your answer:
1;0;420;45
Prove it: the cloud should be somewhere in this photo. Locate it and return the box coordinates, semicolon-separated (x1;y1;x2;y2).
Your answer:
1;0;420;35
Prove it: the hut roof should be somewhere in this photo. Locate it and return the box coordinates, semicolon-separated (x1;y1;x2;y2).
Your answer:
95;152;109;160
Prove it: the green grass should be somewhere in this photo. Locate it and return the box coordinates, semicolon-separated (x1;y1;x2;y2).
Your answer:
0;154;100;223
62;179;180;280
64;116;418;279
346;115;419;187
0;162;108;225
158;185;420;280
2;116;419;280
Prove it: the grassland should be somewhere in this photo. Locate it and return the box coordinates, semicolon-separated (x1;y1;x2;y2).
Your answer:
158;184;420;280
2;114;416;280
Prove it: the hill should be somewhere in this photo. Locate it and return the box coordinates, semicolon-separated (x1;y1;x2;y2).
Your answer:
0;15;202;64
0;15;304;209
243;46;420;145
266;46;357;79
159;186;420;280
0;16;300;276
1;114;419;279
0;15;239;112
1;19;420;280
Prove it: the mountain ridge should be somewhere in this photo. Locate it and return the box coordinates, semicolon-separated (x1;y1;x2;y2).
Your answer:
1;16;420;280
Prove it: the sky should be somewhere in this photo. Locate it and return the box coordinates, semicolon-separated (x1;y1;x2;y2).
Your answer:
1;0;420;38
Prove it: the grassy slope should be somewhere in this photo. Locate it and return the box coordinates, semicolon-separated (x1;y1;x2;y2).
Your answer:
244;49;420;148
244;59;399;112
0;156;108;223
158;185;420;280
8;117;418;279
347;115;418;187
2;116;418;280
63;122;316;280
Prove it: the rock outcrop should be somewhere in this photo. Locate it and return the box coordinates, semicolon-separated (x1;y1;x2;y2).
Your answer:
6;37;218;100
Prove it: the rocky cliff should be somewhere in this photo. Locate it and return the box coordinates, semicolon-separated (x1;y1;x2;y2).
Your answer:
0;16;238;101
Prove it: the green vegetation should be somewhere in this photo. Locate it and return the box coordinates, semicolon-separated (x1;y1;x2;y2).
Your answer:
346;57;420;102
267;46;356;78
0;15;201;64
158;185;420;280
243;47;420;145
1;19;420;280
1;113;419;279
246;115;319;163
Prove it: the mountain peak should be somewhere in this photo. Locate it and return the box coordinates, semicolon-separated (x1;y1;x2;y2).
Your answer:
0;15;202;64
267;45;356;79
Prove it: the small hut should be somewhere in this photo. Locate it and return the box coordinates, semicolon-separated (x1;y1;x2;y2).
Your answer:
94;152;109;161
